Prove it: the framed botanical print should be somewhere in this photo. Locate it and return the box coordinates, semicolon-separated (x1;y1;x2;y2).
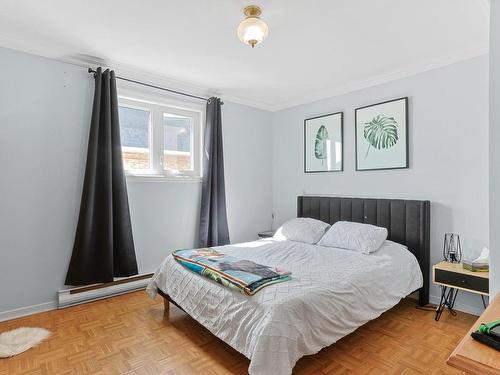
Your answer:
304;112;343;173
355;97;408;171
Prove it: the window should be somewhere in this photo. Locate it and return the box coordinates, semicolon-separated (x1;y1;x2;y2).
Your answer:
118;96;202;179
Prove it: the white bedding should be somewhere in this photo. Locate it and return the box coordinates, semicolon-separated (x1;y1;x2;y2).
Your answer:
147;239;423;375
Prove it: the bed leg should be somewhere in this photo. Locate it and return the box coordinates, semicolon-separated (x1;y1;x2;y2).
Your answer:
163;298;170;315
418;285;429;307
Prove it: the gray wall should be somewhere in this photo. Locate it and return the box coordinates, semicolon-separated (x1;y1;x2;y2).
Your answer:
0;47;273;314
128;102;274;274
490;0;500;298
272;56;490;314
0;48;93;314
0;46;491;317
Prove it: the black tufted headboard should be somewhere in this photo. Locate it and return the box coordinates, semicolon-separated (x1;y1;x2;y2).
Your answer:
297;196;430;306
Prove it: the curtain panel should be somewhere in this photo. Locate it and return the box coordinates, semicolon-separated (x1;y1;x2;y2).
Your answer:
65;68;138;285
198;97;230;247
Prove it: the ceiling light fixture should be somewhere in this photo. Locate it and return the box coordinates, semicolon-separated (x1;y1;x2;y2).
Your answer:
237;5;269;48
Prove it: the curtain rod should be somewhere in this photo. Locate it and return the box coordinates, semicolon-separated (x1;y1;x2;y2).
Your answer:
87;68;223;104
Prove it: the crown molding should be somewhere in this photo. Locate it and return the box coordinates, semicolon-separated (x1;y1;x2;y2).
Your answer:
0;34;278;111
269;46;489;111
0;34;488;113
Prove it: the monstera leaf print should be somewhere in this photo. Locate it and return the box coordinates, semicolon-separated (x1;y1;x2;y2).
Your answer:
363;114;398;158
314;125;329;164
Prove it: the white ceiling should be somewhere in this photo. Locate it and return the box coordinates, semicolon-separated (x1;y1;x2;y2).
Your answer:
0;0;490;111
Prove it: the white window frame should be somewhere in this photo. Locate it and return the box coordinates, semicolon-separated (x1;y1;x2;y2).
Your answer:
117;87;204;182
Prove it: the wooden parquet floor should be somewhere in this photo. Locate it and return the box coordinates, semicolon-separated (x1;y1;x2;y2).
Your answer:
0;291;476;375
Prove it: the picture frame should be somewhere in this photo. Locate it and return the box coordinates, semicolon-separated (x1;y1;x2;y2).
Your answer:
304;112;343;173
355;97;408;171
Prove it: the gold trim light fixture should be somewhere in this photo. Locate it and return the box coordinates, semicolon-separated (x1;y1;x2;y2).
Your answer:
237;5;269;48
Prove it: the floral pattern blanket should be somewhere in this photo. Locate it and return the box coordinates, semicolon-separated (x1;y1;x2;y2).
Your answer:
172;248;291;295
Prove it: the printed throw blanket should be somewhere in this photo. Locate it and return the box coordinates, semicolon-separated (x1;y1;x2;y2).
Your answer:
172;248;291;295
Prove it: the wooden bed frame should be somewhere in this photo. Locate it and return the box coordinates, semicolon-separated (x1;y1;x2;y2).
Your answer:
158;196;431;311
157;288;183;314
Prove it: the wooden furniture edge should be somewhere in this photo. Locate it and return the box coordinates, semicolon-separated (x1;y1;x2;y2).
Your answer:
447;353;499;375
447;294;500;374
432;282;489;296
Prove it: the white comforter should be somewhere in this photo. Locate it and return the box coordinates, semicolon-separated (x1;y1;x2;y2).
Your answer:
147;239;422;375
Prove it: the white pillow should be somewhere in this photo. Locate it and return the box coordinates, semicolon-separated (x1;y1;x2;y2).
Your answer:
274;218;330;244
317;221;388;254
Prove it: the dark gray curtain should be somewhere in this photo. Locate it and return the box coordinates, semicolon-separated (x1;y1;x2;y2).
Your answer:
198;97;230;247
65;68;138;286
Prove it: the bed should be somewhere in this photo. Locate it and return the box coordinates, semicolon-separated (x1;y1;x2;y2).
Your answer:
147;196;430;375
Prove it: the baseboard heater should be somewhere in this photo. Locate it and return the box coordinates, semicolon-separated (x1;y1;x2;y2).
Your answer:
58;273;153;308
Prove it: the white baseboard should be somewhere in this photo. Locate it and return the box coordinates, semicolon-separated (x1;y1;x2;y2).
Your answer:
0;275;152;322
58;275;152;308
405;291;483;316
0;301;57;322
429;294;485;316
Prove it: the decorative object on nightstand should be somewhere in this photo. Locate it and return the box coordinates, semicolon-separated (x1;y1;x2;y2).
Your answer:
443;233;462;263
432;261;489;321
463;247;490;272
258;230;275;239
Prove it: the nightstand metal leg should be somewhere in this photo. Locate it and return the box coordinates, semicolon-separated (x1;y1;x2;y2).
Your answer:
435;286;459;321
449;288;458;315
435;286;448;321
481;294;487;308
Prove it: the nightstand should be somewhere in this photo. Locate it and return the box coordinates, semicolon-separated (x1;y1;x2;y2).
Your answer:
258;230;275;239
432;261;489;321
